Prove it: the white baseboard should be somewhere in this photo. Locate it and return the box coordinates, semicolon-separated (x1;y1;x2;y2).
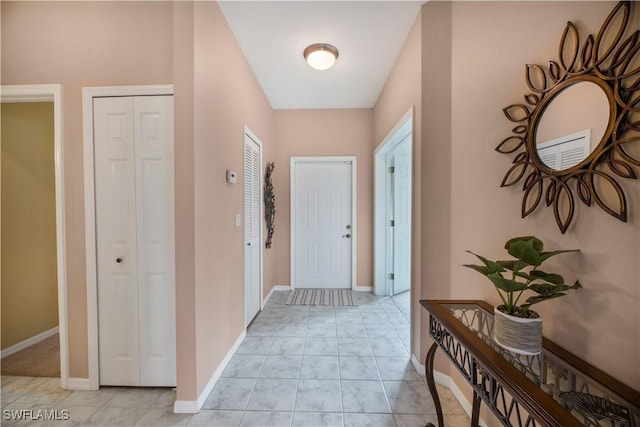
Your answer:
263;287;275;307
1;326;59;359
410;353;426;376
66;377;93;391
263;286;291;307
446;373;488;427
354;286;372;292
173;400;199;414
173;330;246;414
411;354;487;427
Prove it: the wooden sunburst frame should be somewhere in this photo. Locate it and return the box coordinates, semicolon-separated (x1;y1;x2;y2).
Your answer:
497;1;640;233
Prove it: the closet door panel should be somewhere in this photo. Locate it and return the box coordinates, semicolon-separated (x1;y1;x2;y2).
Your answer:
94;97;140;386
134;96;176;386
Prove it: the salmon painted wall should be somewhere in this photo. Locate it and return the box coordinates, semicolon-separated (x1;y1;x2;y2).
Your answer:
0;1;173;378
449;1;640;392
173;1;198;401
192;1;275;397
419;1;454;376
273;109;373;288
372;13;424;362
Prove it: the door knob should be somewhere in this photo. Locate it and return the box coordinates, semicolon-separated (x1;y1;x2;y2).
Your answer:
342;233;351;238
247;242;251;246
116;257;123;263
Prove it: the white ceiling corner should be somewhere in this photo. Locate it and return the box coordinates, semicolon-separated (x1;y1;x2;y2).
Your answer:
218;1;424;109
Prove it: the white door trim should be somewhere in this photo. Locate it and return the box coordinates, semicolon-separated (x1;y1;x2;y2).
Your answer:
0;84;68;388
243;125;264;325
82;85;174;390
374;107;413;296
290;156;357;290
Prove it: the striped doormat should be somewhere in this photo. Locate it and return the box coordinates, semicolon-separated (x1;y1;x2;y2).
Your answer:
285;289;356;306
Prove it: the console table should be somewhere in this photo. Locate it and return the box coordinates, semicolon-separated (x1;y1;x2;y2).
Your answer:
420;300;640;427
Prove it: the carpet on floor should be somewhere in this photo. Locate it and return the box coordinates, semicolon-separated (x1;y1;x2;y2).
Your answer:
1;333;60;377
285;288;356;306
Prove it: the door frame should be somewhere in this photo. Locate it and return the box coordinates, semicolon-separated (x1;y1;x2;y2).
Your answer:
374;108;413;296
243;126;264;327
290;156;357;290
0;84;68;387
82;85;174;390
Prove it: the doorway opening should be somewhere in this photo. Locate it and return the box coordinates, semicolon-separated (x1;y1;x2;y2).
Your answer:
0;85;68;387
374;109;413;298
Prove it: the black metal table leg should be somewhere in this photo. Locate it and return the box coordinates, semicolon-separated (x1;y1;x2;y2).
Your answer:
471;390;482;427
425;342;444;427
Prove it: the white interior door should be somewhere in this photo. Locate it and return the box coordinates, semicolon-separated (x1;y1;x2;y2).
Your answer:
293;159;353;289
244;132;262;327
391;153;411;295
94;95;175;387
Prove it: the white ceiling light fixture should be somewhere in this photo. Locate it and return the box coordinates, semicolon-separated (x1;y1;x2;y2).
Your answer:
303;43;339;71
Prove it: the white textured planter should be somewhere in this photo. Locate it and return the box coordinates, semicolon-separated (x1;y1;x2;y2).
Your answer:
493;307;543;355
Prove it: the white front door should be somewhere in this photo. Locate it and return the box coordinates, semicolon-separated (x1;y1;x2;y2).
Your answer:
244;131;262;326
391;153;411;295
292;158;354;289
94;95;176;387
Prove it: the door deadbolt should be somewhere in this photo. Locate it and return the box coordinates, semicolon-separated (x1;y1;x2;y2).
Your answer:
346;225;351;229
116;257;123;263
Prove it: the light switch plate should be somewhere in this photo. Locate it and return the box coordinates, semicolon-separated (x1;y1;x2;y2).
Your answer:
235;214;241;227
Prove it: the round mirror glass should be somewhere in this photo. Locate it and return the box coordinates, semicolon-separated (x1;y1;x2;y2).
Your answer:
534;81;610;171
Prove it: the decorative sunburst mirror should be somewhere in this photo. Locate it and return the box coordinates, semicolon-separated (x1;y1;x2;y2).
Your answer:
497;1;640;233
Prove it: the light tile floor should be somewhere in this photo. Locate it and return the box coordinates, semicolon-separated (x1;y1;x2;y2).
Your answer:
1;291;470;426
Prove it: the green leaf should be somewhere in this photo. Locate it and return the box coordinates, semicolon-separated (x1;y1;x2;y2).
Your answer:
569;279;582;290
507;238;543;266
538;249;579;263
462;264;492;275
523;292;566;307
497;260;528;271
513;271;536;281
497;260;516;270
530;270;565;285
505;236;544;252
487;272;528;292
528;283;560;295
529;279;582;296
465;251;505;274
555;281;582;292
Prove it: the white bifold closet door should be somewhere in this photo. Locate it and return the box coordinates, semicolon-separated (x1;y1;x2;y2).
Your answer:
94;95;176;387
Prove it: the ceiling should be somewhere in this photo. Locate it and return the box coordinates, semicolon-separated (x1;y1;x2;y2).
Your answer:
218;1;424;110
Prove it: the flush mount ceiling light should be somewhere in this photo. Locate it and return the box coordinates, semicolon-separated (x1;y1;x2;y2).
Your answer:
303;43;339;71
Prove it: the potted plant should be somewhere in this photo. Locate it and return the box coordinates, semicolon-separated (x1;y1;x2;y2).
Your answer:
463;236;581;355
